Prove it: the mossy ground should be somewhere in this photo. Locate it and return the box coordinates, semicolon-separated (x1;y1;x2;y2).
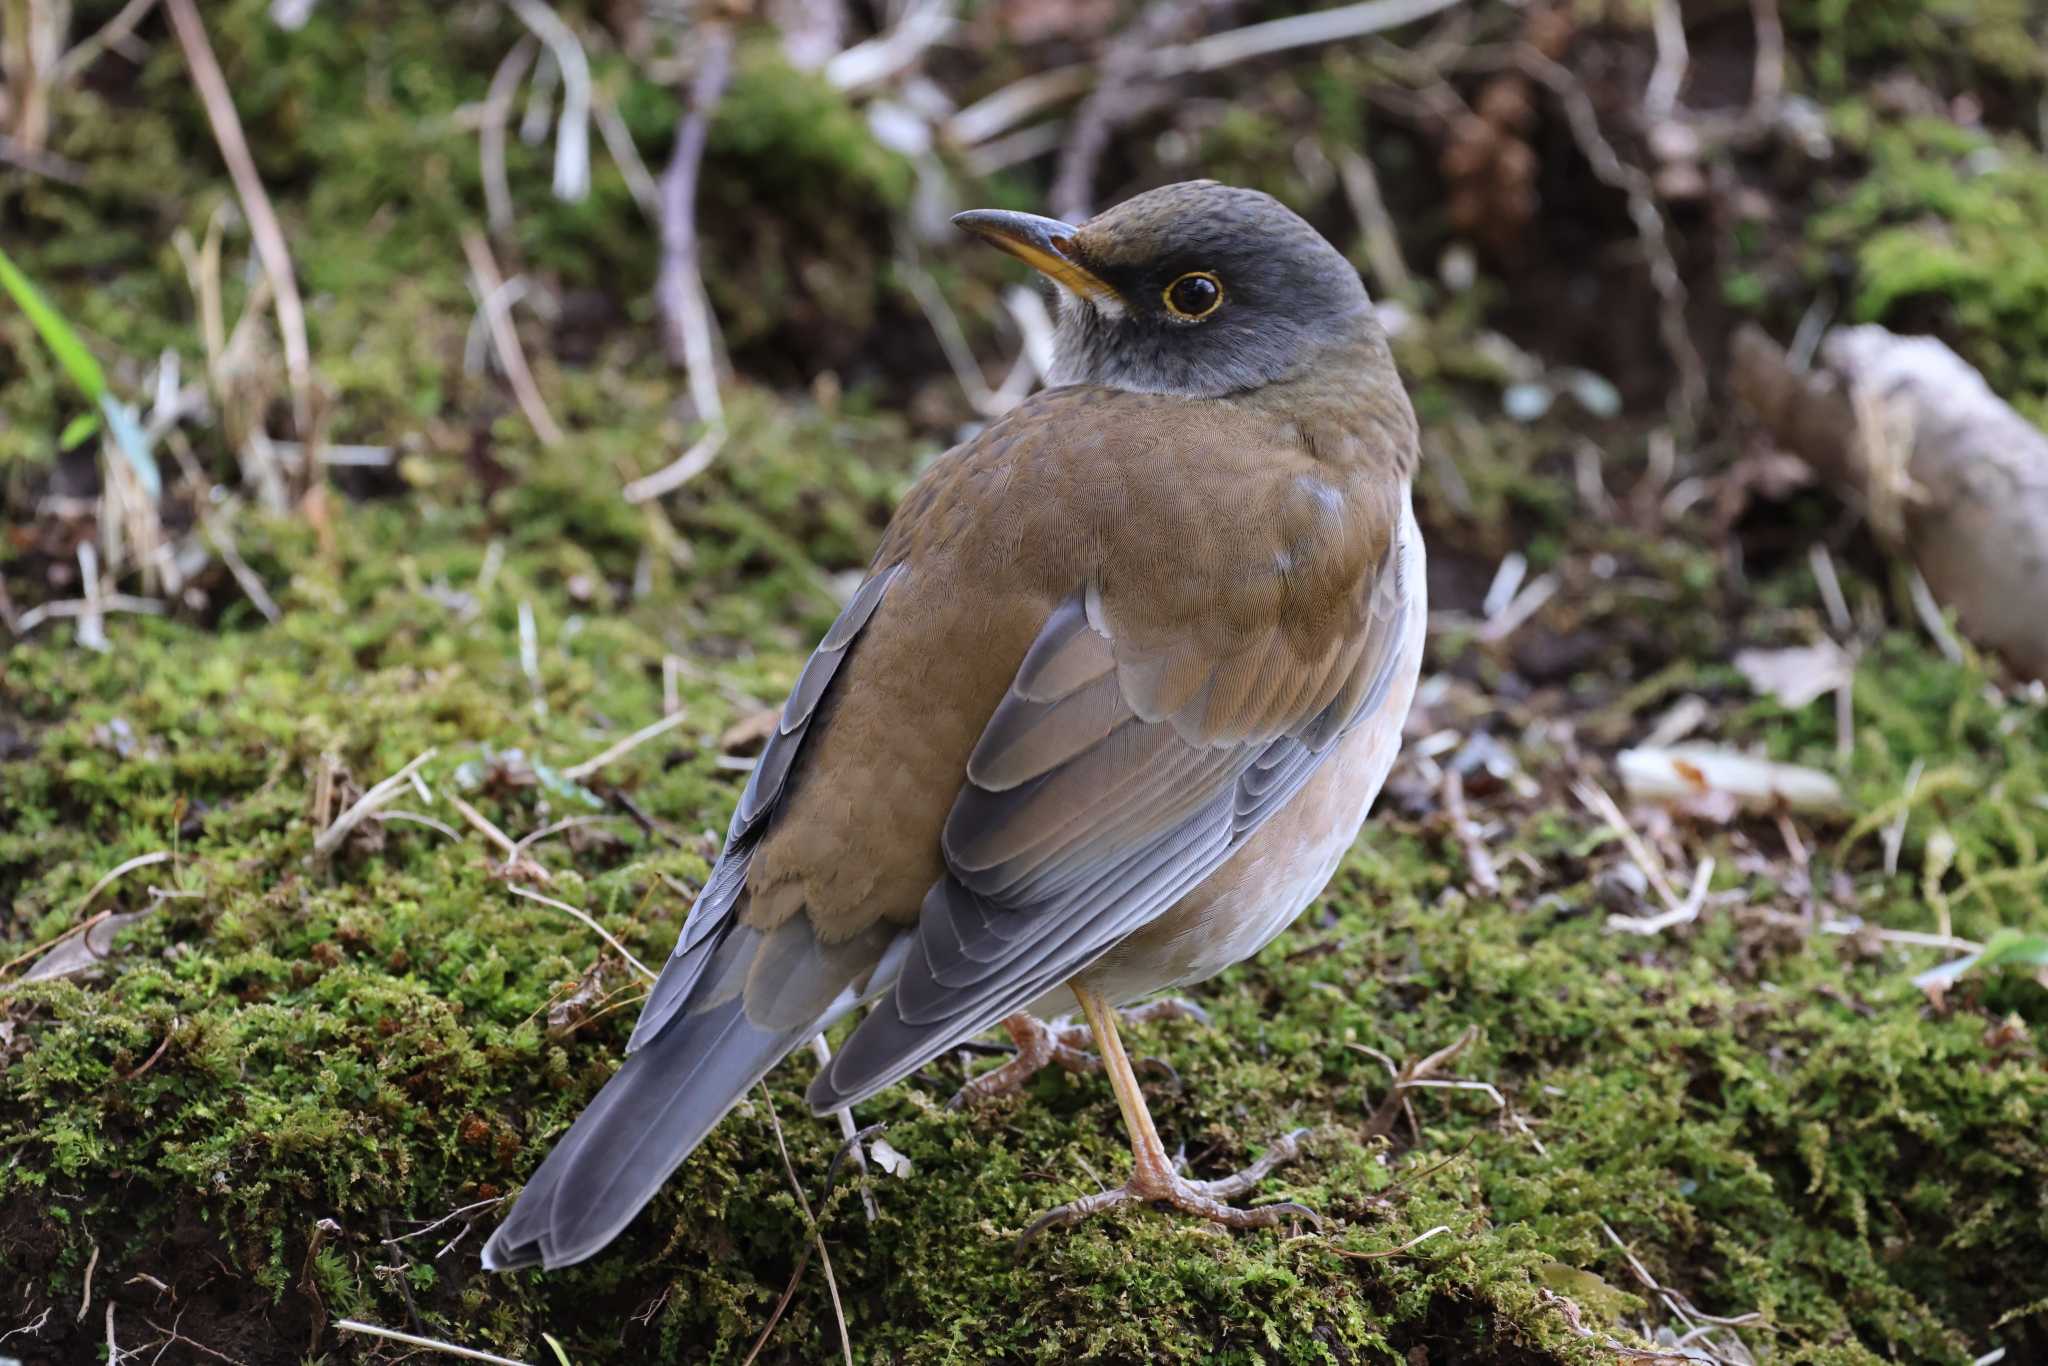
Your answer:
5;2;2048;1363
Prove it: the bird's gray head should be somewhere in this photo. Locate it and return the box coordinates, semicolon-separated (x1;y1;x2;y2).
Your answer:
953;181;1376;399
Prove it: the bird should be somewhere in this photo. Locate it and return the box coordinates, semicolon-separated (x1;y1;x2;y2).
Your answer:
482;179;1427;1271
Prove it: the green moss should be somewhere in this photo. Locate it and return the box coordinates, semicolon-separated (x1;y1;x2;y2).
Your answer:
1810;116;2048;423
1785;0;2048;94
5;4;2048;1362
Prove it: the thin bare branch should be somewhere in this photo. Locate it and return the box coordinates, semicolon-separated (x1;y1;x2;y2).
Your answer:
1518;46;1705;429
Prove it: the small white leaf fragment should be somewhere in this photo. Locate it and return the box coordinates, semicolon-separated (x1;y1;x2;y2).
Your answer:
1618;745;1846;815
868;1136;914;1179
1734;640;1855;709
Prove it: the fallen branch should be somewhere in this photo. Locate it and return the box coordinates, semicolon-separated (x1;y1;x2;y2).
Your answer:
1732;323;2048;680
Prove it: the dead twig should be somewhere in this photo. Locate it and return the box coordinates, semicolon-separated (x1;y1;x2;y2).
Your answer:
1335;147;1413;299
1357;1025;1477;1143
57;0;160;82
1051;0;1246;221
11;594;165;637
0;132;86;182
446;794;550;883
591;83;661;219
77;1242;99;1322
140;1312;247;1366
824;0;951;92
1572;780;1684;916
809;1035;879;1222
622;428;725;505
164;0;315;438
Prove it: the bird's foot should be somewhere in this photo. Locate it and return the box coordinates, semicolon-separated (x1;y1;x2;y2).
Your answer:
949;1013;1102;1108
1017;1127;1319;1243
952;1001;1206;1108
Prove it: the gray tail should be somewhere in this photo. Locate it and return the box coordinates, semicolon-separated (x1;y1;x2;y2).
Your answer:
480;993;800;1271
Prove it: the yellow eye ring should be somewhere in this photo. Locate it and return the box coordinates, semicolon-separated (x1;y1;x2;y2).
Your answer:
1163;271;1223;321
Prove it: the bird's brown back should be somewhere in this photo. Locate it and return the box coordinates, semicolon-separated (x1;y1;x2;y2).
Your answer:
744;336;1418;946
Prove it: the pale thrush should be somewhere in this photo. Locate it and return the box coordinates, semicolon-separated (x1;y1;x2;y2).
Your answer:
484;180;1426;1270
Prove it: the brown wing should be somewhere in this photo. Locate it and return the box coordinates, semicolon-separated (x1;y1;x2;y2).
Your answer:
626;564;903;1053
809;520;1414;1111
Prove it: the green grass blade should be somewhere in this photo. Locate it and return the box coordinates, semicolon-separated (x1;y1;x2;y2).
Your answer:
0;242;109;402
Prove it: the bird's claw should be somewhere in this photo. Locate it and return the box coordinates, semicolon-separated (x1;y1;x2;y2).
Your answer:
1016;1128;1319;1245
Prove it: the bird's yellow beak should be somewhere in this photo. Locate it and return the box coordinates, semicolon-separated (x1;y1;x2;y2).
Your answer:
952;209;1118;304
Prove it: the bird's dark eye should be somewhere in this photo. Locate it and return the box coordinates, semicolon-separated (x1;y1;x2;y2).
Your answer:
1162;271;1223;321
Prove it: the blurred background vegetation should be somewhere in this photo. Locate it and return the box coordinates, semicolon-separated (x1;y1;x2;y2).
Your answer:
2;0;2047;1362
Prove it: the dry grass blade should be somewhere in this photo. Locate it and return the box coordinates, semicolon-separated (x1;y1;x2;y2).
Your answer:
163;0;315;437
623;427;725;505
1573;780;1683;914
480;36;538;239
1159;0;1462;75
312;750;438;860
0;850;172;982
1332;1224;1452;1260
461;228;565;447
502;0;590;200
562;710;691;782
334;1319;530;1365
656;23;734;423
506;885;655;980
774;1090;855;1365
